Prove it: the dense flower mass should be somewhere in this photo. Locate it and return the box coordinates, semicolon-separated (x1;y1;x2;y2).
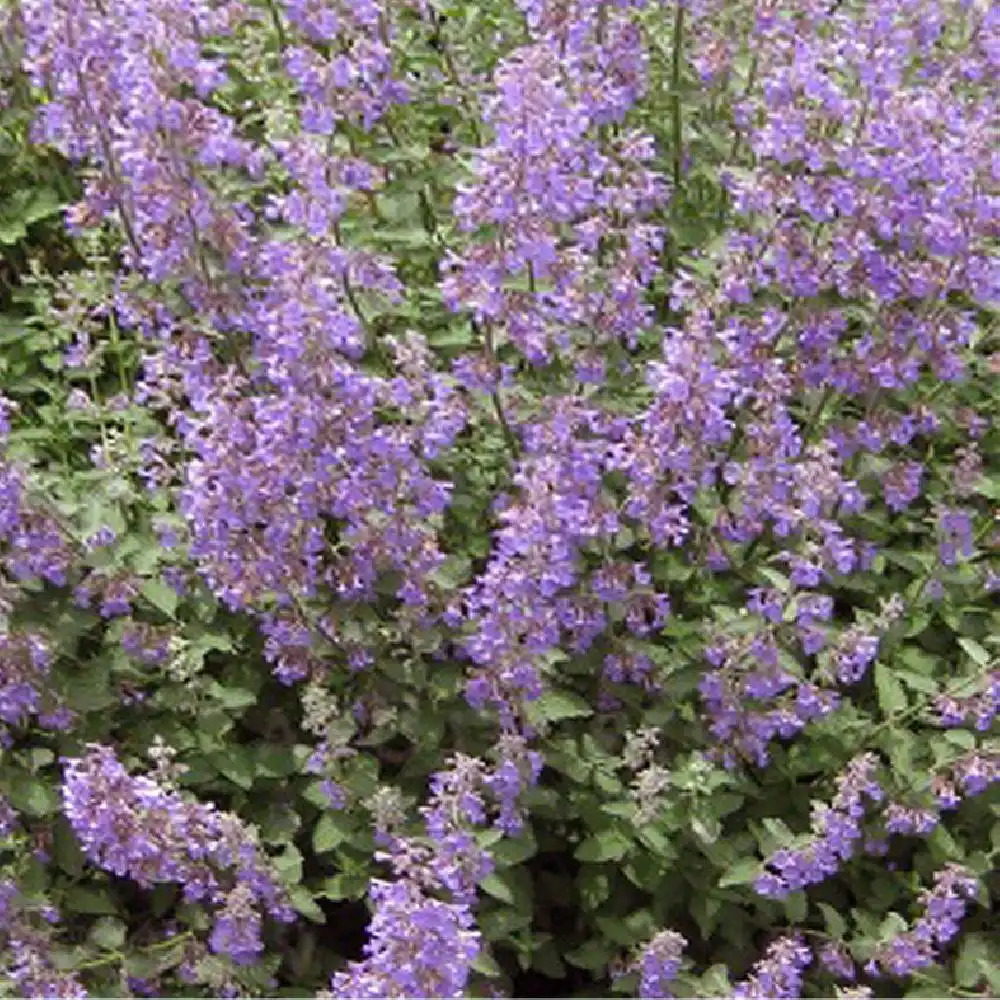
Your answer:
732;935;813;999
0;879;88;998
0;0;997;995
754;754;883;898
327;879;479;999
61;746;294;964
632;929;687;999
326;756;498;997
868;865;979;977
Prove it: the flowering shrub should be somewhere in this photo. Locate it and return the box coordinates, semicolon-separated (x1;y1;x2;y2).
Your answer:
0;0;998;996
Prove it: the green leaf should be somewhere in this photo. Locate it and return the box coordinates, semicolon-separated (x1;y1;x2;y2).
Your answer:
28;748;54;770
7;777;59;817
479;872;516;905
141;578;178;618
783;891;808;923
530;937;566;978
577;868;611;909
958;637;990;667
190;629;234;655
563;939;613;971
943;729;977;751
64;886;119;915
546;742;591;783
210;748;256;789
718;857;761;888
21;189;62;226
691;814;722;845
52;819;86;877
874;662;907;714
818;902;847;939
320;874;369;901
89;917;127;951
691;893;722;938
206;682;258;710
697;964;732;996
0;219;27;245
60;659;115;713
637;824;673;855
575;829;632;863
124;933;186;979
596;913;641;946
255;745;296;777
313;814;348;854
492;829;537;867
478;904;532;940
756;817;794;853
470;951;502;977
897;670;938;694
625;908;657;939
273;844;303;884
288;886;326;924
529;690;594;723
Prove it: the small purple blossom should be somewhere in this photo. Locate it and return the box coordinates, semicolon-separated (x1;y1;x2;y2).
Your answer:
634;929;687;998
732;936;812;999
818;942;855;981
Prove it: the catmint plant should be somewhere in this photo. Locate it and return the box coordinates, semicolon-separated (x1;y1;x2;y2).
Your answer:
0;0;996;995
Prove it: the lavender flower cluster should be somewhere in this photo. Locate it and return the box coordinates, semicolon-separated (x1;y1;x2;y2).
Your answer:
328;755;499;997
640;862;982;997
731;935;814;999
868;865;980;978
61;745;294;965
0;879;87;999
755;754;883;898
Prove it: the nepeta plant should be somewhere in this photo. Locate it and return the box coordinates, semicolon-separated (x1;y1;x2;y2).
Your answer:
62;745;294;965
0;0;997;996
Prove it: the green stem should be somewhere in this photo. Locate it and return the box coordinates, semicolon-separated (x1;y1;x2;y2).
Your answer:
472;317;518;460
728;54;758;164
107;306;130;395
265;0;287;51
670;0;685;192
73;930;194;972
331;220;371;341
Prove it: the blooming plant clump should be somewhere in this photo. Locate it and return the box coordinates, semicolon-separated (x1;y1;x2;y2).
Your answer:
0;0;997;995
